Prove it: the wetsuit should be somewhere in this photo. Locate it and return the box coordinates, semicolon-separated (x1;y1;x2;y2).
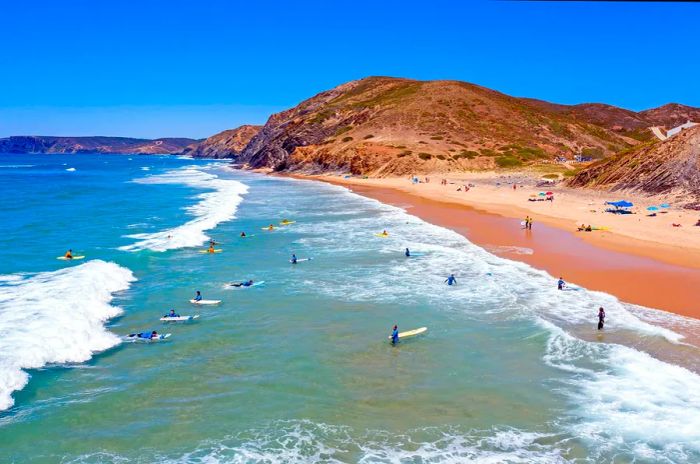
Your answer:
391;328;399;345
194;294;202;301
446;275;457;286
405;248;410;257
291;255;297;264
558;279;565;290
598;311;605;330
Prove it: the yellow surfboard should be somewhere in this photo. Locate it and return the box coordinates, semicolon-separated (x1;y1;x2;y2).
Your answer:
374;233;389;238
388;327;427;340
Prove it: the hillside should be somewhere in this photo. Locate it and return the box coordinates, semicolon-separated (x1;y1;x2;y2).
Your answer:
180;125;261;159
639;104;700;129
0;136;198;155
238;77;637;176
568;125;700;208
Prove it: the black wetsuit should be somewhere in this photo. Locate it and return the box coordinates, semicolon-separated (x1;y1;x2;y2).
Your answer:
598;312;605;330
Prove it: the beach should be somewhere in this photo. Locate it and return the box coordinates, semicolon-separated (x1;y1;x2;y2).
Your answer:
296;172;700;318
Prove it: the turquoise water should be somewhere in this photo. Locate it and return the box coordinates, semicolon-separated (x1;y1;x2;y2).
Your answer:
1;153;700;463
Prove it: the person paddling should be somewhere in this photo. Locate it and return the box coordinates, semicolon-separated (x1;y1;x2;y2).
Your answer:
391;325;399;345
598;307;606;330
445;274;457;286
194;291;202;302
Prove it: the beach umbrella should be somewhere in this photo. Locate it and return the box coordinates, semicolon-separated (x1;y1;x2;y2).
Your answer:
647;206;659;211
546;191;553;195
538;192;546;196
660;203;670;208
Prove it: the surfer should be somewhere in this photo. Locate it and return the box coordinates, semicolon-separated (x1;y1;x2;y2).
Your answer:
291;253;298;264
207;244;216;253
164;309;180;318
391;325;399;345
230;280;254;287
445;274;457;286
130;330;158;340
382;230;388;236
240;232;246;237
405;247;411;257
558;277;565;290
268;224;274;230
194;291;202;302
64;249;73;259
598;307;606;330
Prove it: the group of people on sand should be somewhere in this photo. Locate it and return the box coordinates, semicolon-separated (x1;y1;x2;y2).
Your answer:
524;216;533;230
577;224;593;232
557;277;606;330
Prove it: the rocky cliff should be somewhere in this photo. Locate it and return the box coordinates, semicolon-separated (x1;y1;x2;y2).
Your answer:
0;136;198;155
180;125;261;159
568;125;700;208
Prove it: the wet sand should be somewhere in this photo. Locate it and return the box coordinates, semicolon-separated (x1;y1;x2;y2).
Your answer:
298;175;700;319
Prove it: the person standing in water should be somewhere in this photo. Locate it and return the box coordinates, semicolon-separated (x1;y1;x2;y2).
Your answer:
598;307;606;330
391;325;399;345
445;274;457;286
291;253;298;264
558;277;565;290
405;248;411;257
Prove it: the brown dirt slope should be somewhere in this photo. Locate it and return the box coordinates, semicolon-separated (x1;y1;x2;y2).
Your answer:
0;136;197;154
239;77;636;176
181;125;262;159
568;125;700;208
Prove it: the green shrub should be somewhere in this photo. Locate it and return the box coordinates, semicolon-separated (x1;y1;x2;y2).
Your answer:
334;126;352;136
436;154;447;160
430;135;444;140
363;134;374;139
341;136;353;143
495;156;523;168
418;153;432;160
543;173;559;179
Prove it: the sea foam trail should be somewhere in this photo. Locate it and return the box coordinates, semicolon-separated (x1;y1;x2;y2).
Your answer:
119;167;248;252
0;260;135;411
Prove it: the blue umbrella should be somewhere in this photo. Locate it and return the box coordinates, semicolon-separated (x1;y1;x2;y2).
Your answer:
660;203;670;208
647;206;659;211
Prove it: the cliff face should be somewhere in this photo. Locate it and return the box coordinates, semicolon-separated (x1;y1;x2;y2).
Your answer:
180;125;261;159
568;125;700;208
639;104;700;129
238;77;638;176
0;136;198;154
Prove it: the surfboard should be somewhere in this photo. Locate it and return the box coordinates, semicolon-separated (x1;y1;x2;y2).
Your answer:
57;256;85;260
520;221;526;226
127;333;171;342
290;258;312;263
279;221;296;226
160;315;199;322
388;327;427;340
198;249;223;253
189;299;221;305
406;252;425;257
229;281;265;288
239;234;255;238
261;227;276;231
374;233;390;238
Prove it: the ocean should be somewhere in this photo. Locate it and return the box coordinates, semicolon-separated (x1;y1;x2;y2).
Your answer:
1;153;699;463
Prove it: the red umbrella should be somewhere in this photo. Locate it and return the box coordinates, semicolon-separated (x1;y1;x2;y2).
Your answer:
546;191;553;195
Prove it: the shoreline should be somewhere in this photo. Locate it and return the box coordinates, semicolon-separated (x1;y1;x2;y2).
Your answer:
288;173;700;319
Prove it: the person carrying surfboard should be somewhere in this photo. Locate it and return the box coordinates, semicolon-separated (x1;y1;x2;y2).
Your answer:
64;249;73;259
445;274;457;286
194;291;202;302
391;325;399;345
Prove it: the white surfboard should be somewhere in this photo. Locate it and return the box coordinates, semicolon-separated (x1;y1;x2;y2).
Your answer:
57;255;85;260
388;327;427;340
198;249;223;254
189;299;221;305
290;258;312;263
127;333;171;342
160;315;199;322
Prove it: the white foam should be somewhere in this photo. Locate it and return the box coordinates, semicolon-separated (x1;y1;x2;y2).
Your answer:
119;167;248;252
65;167;76;172
0;164;35;168
0;260;135;411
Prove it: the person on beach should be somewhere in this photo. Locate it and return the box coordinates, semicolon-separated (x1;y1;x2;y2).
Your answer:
527;217;533;230
558;277;565;290
291;253;298;264
64;249;73;259
164;309;180;318
391;325;399;345
194;291;202;302
405;248;411;257
598;307;606;330
524;217;530;229
445;274;457;286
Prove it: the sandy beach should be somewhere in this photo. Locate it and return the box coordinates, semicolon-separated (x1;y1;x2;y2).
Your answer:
294;172;700;319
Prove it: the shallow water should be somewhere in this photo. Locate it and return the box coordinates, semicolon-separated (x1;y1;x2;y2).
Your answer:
1;153;699;463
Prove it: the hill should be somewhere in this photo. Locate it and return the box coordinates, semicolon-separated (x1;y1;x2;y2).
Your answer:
639;104;700;129
0;136;198;155
238;77;638;176
180;125;261;159
568;125;700;209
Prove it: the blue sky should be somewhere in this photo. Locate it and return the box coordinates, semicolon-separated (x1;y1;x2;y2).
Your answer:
0;0;697;138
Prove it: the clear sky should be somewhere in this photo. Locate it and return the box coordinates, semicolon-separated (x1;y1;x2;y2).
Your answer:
1;0;697;139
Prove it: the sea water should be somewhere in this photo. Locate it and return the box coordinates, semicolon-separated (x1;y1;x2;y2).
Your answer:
1;153;699;463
